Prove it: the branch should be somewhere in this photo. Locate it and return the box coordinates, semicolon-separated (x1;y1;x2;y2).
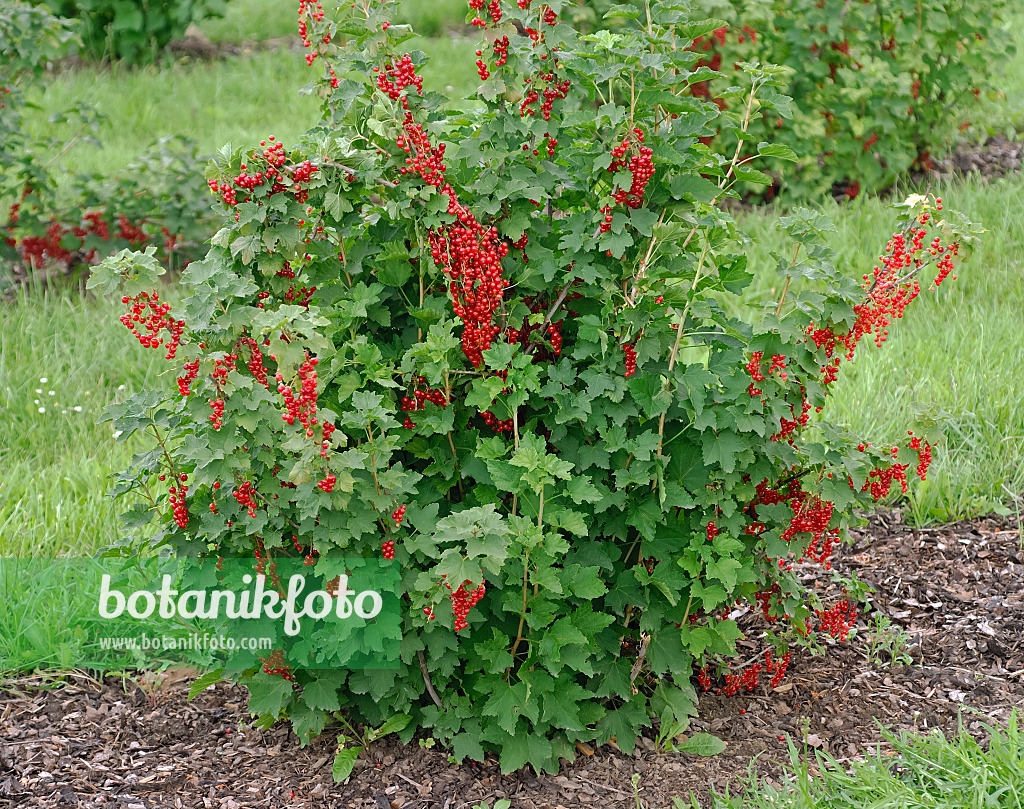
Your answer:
418;650;443;708
524;277;574;355
629;633;651;685
627;80;760;306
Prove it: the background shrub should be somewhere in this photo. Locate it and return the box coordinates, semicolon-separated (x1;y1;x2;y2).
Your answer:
0;2;79;211
42;0;227;63
1;5;215;290
692;0;1016;199
573;0;1014;200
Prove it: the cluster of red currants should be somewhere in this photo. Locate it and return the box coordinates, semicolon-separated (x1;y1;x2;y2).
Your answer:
232;480;259;518
764;649;791;688
297;0;325;66
908;432;932;479
375;54;424;101
277;356;320;431
260;650;294;681
178;360;200;397
119;291;185;360
239;336;270;389
816;599;857;641
519;74;571;121
209;397;225;430
431;223;510;366
400;377;449;428
481;410;514;433
608;128;655;209
446;578;487;631
546;322;562;354
168;473;190;528
721;662;762;696
623;339;638;377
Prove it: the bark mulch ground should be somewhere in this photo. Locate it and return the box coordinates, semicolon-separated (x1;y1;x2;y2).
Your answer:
3;511;1023;808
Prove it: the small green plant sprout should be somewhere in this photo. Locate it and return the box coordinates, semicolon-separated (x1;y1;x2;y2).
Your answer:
864;613;913;668
331;712;413;782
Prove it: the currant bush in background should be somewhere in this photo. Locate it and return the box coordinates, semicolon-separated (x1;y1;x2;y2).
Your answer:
1;2;78;231
41;0;227;63
689;0;1015;199
1;4;215;290
91;0;981;775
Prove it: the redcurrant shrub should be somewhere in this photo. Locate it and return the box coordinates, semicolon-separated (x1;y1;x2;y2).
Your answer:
680;0;1015;199
90;0;981;775
44;0;227;64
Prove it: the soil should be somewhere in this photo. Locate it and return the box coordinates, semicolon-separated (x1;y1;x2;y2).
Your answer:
927;136;1024;182
2;511;1023;809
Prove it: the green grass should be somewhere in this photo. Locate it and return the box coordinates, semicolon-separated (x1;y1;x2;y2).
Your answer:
702;714;1024;809
738;180;1024;522
0;290;164;557
19;39;477;184
21;53;319;180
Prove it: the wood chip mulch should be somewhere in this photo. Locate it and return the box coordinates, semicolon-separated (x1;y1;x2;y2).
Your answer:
3;511;1023;808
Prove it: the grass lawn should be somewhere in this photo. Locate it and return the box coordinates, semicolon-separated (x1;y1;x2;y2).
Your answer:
197;0;469;41
0;290;164;558
20;40;477;183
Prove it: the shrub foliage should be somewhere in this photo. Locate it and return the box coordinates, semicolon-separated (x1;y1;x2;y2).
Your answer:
91;0;980;775
43;0;227;63
685;0;1015;199
1;4;214;290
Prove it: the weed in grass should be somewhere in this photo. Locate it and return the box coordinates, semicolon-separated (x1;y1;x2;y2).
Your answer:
698;713;1024;809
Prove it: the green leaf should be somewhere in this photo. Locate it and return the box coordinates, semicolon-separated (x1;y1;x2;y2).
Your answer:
452;730;487;764
705;557;743;591
700;430;748;474
246;673;294;717
291;700;327;747
757;142;798;162
332;745;362;782
368;714;412;741
677;732;726;756
669;174;720;202
499;731;554;774
482;681;529;736
187;669;224;702
302;674;345;712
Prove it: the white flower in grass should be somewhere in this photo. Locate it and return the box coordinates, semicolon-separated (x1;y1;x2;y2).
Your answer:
39;377;47;383
73;406;83;412
38;407;45;414
35;389;42;394
48;391;55;396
